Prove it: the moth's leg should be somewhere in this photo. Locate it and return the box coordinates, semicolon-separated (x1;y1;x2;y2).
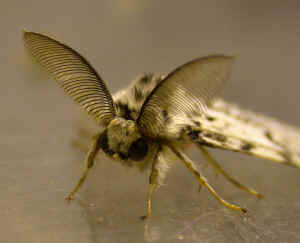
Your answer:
141;169;157;220
141;152;161;220
169;145;247;213
66;132;102;201
199;146;263;199
198;158;218;192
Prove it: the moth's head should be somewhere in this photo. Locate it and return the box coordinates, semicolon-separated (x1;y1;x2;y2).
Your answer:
99;117;148;161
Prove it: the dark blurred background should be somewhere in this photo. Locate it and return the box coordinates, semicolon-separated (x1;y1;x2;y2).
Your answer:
1;1;300;242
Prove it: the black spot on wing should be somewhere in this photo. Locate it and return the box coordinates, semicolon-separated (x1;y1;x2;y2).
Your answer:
203;132;227;143
265;131;293;165
185;126;218;148
241;142;254;151
265;130;274;142
193;120;201;126
214;133;227;142
206;116;216;121
203;132;212;138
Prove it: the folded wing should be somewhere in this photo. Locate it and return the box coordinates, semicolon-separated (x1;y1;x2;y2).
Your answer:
188;99;300;168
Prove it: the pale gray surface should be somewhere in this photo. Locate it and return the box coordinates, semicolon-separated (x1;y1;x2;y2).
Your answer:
1;1;300;242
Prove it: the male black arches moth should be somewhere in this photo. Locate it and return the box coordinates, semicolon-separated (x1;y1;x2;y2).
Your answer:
23;30;300;219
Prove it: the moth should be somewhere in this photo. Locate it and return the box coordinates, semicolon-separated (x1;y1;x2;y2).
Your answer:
23;30;300;219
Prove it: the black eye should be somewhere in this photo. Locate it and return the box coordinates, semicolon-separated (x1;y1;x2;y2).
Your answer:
99;130;114;156
128;138;148;161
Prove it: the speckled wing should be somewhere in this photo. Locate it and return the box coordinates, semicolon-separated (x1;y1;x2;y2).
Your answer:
23;31;115;126
187;99;300;168
137;55;234;138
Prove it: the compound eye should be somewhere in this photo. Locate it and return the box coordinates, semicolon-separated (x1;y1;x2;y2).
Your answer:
128;138;148;161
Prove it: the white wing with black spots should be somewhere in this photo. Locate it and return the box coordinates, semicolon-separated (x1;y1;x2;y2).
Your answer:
186;99;300;168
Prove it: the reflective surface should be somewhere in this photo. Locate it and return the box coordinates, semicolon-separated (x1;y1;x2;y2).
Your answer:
1;1;300;242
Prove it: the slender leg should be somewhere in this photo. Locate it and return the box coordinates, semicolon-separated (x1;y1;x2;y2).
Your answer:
141;181;156;220
141;153;160;220
199;146;263;199
169;145;247;213
65;132;102;201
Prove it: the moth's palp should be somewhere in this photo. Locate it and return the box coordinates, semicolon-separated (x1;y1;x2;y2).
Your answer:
65;132;102;201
